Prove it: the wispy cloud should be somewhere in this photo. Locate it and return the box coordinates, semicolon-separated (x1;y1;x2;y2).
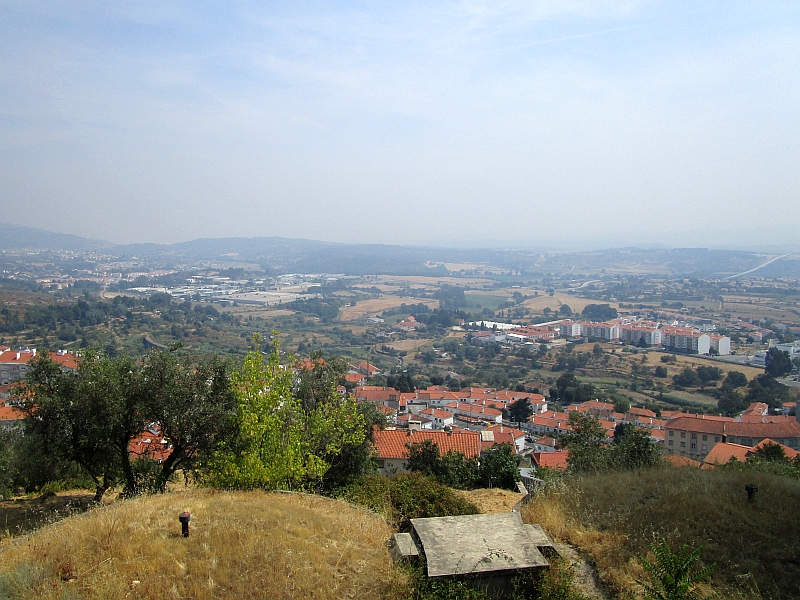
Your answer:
0;1;798;245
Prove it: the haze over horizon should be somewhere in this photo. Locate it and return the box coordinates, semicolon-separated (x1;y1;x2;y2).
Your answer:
2;2;799;248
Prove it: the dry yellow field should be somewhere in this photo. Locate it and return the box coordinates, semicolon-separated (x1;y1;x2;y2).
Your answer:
519;292;617;315
375;275;494;287
383;338;433;352
339;297;438;321
0;490;399;600
457;488;524;514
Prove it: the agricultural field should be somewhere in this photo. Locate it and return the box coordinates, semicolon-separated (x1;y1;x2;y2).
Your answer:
339;297;438;321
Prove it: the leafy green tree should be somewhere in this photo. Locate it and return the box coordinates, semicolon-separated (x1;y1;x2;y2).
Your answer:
637;539;716;600
672;367;701;388
18;350;146;501
140;349;238;493
654;366;668;378
561;412;609;474
745;374;792;411
478;443;519;490
508;397;534;423
581;304;618;321
749;441;788;464
555;373;595;404
406;439;480;488
765;348;792;377
695;366;723;383
387;372;415;393
716;390;748;417
611;424;662;469
206;335;365;491
722;371;747;388
321;401;386;491
613;397;631;414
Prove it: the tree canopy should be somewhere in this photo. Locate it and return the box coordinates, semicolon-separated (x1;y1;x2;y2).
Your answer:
205;336;365;491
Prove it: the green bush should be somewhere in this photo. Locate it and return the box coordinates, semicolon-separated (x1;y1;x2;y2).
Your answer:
335;472;480;529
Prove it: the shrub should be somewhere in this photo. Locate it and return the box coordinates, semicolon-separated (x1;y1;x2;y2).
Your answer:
335;472;480;530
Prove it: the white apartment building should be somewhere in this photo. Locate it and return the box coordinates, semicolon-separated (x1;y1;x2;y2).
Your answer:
661;326;711;355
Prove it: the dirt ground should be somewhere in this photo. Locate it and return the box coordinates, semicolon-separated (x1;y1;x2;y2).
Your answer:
339;298;438;321
457;488;524;514
0;490;95;540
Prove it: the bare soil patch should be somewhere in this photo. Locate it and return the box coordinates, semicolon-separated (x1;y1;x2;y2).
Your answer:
0;490;95;540
456;488;524;514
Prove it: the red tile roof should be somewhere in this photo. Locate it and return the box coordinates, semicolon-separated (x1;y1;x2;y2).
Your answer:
752;438;800;460
373;429;482;459
703;442;751;466
486;425;526;439
532;450;569;471
0;403;25;422
483;431;519;453
420;408;455;420
442;402;502;418
128;427;171;461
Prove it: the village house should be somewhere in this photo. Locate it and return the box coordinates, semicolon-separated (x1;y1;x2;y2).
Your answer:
372;429;482;475
0;349;78;386
485;424;527;453
531;450;569;471
702;438;800;468
441;401;503;424
664;416;800;462
419;407;455;430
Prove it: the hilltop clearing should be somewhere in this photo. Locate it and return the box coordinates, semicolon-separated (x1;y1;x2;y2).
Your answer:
522;467;800;599
0;490;399;600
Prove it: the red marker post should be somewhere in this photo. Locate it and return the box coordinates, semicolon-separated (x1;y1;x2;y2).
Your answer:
179;512;191;537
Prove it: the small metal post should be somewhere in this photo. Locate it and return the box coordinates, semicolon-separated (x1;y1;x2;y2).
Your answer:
745;484;758;502
179;512;191;537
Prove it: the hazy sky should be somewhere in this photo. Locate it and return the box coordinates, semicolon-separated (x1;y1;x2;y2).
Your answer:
2;1;799;247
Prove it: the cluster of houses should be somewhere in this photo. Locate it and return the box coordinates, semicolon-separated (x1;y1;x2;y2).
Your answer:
468;317;732;355
351;376;800;476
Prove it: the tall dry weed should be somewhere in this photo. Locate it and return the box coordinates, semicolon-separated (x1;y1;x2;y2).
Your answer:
522;468;798;600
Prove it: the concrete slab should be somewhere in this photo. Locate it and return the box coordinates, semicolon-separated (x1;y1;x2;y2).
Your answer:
524;524;559;557
410;512;549;578
389;532;421;562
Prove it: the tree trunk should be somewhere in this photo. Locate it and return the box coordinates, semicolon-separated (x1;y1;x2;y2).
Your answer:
157;447;184;493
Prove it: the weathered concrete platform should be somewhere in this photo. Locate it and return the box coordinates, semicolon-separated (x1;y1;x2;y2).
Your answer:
388;532;421;563
409;512;550;578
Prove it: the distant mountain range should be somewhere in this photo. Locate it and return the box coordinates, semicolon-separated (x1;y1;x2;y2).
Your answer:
1;222;798;278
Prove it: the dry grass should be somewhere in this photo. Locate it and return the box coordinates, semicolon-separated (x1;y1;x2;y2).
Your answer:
0;489;402;600
456;488;524;514
339;297;439;321
522;468;800;600
384;338;434;352
519;292;617;315
375;275;495;287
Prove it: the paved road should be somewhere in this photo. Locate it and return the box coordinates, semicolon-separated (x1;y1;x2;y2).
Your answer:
725;253;793;279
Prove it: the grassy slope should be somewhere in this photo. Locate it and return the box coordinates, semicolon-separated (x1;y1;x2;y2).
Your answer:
0;490;400;600
522;467;800;600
